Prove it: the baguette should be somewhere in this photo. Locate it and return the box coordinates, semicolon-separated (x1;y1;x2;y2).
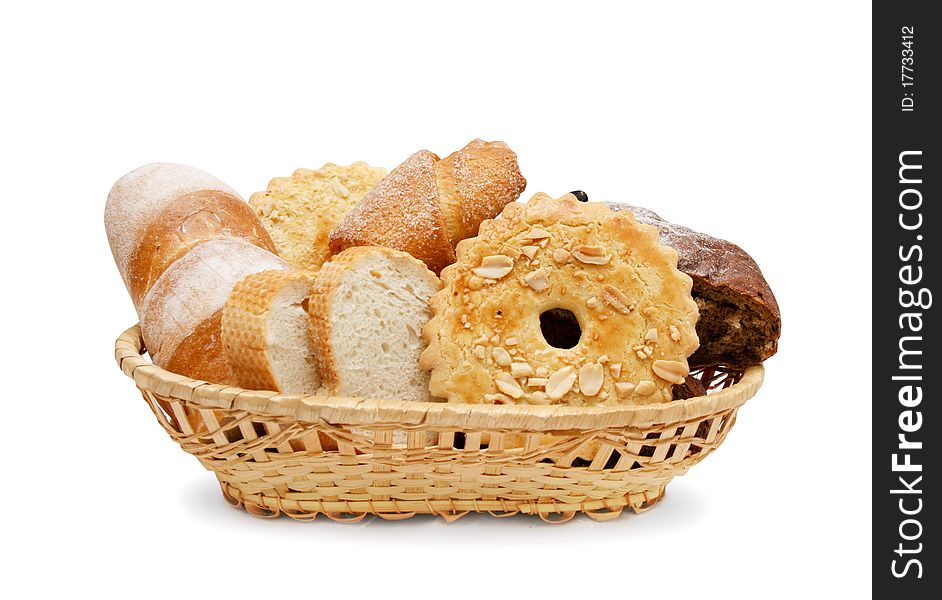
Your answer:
105;163;276;309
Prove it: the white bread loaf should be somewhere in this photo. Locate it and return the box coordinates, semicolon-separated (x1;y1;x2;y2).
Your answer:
222;270;321;394
140;239;287;384
308;246;441;401
105;163;276;309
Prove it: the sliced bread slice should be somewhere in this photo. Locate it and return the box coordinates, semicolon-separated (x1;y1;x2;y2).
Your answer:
222;270;320;393
309;246;442;401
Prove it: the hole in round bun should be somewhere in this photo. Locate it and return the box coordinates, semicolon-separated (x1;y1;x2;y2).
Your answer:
539;308;582;349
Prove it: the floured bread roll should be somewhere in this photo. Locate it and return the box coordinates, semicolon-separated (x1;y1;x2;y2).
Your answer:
421;193;700;406
249;163;387;270
329;139;526;274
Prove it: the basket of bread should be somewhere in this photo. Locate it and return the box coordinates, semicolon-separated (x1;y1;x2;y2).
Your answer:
109;139;779;522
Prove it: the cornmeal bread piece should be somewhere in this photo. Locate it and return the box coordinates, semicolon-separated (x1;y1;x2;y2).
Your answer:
222;270;320;393
421;193;699;406
250;162;387;270
140;239;288;385
309;246;441;401
608;203;781;367
105;163;276;309
329;140;526;274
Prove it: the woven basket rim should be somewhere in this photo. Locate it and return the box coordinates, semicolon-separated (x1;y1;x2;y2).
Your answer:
116;324;764;431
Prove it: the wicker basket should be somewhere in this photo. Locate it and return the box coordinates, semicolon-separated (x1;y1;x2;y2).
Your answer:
115;324;763;523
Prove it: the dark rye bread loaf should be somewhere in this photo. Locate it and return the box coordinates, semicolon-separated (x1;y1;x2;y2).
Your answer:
606;203;781;368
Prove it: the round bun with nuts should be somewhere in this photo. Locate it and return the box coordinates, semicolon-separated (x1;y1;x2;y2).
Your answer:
249;162;387;271
420;192;700;406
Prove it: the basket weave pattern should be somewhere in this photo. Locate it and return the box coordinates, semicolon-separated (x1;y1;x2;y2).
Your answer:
116;325;763;522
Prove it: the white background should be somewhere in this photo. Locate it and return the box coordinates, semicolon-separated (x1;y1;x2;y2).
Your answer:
0;1;871;598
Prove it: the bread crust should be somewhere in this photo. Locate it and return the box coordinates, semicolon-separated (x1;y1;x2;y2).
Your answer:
222;269;317;391
328;140;526;274
127;189;276;307
308;246;440;394
140;239;287;383
163;310;237;385
609;204;781;366
421;193;700;406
